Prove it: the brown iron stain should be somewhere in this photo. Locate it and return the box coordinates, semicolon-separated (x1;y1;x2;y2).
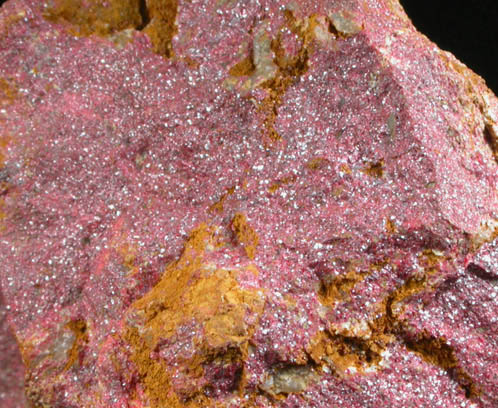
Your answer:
44;0;143;36
385;218;398;234
307;329;387;375
268;175;296;194
115;241;140;275
208;186;235;214
386;275;428;318
228;55;256;77
318;269;366;306
124;223;264;407
309;253;479;399
142;0;178;57
483;123;498;164
363;159;385;178
25;383;51;408
44;0;178;57
310;260;393;374
231;213;259;259
64;320;88;371
379;272;480;399
0;10;26;39
404;332;480;399
258;11;316;143
0;134;11;170
306;157;331;171
375;251;480;398
339;163;352;174
440;51;498;166
418;249;446;270
123;326;182;408
0;78;18;106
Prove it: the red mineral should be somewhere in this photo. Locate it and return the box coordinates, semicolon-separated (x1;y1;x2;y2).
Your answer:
0;0;497;407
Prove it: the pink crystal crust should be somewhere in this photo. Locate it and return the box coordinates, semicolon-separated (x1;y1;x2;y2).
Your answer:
0;0;497;407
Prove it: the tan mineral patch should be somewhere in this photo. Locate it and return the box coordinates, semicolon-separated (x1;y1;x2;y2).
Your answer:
124;223;264;407
208;185;235;214
471;218;498;251
44;0;143;37
362;159;385;178
260;364;318;396
228;55;256;78
0;134;11;171
44;0;178;56
268;175;296;194
385;218;398;234
226;20;278;93
0;77;18;106
328;11;362;37
63;320;88;371
306;157;331;171
0;9;26;39
231;213;259;260
142;0;178;57
318;267;366;307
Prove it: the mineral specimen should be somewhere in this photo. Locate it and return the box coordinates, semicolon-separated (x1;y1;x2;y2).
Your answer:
0;0;497;407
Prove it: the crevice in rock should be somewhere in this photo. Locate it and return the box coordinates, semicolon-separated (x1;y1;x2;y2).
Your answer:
0;167;10;196
330;332;383;365
483;122;498;164
403;332;480;399
327;12;362;38
306;323;389;377
380;277;481;400
137;0;150;30
141;0;178;58
308;270;480;399
327;19;339;37
466;263;498;281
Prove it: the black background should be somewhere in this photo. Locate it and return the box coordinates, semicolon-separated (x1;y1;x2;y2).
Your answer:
0;0;497;94
400;0;498;95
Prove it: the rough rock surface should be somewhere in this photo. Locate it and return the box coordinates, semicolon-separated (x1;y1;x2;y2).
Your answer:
0;292;28;408
0;0;497;407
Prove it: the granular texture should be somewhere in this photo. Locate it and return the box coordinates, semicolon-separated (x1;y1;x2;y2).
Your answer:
0;0;497;407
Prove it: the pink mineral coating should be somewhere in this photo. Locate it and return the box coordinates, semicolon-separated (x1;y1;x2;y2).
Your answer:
468;238;498;278
0;293;28;408
0;0;497;407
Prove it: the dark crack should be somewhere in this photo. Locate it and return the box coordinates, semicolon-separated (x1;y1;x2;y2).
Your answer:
382;277;481;400
403;332;480;399
483;122;498;164
467;263;498;281
137;0;150;30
